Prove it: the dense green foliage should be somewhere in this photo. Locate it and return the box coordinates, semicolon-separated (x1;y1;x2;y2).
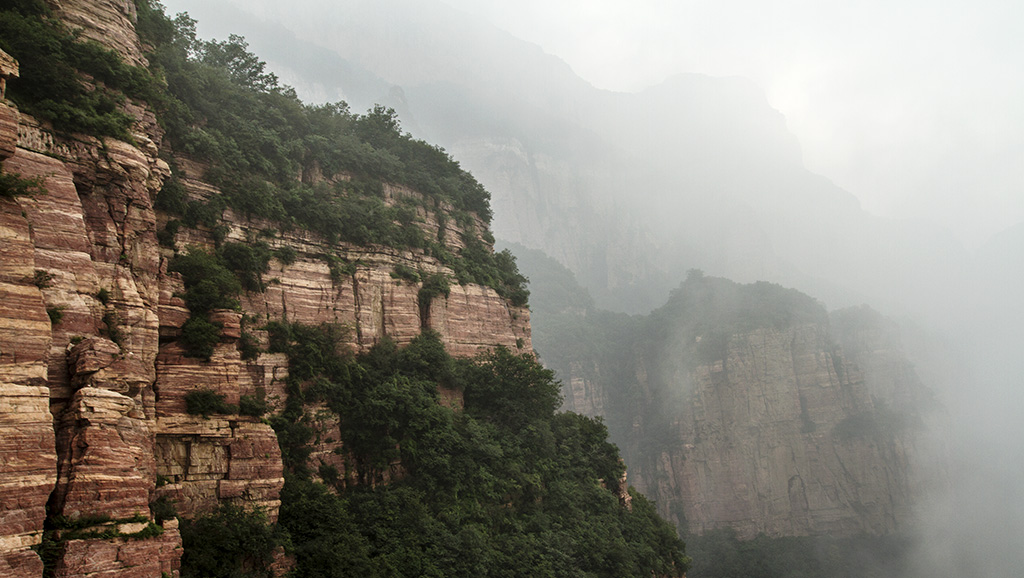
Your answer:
238;393;268;417
261;325;689;577
134;0;493;217
133;0;528;302
683;528;913;578
180;504;287;578
0;0;152;138
390;263;421;283
1;0;527;303
168;247;242;359
184;388;238;417
167;242;279;359
451;242;530;306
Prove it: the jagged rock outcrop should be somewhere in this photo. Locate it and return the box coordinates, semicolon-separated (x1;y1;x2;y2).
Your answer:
0;13;529;576
52;388;155;520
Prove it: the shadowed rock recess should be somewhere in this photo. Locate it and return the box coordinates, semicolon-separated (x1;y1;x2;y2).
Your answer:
0;2;696;578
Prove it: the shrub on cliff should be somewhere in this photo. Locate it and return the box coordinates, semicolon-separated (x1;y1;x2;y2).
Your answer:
460;346;562;430
218;241;272;292
169;248;242;314
180;504;286;578
169;247;258;360
239;394;268;417
184;388;237;417
0;167;46;198
453;239;530;306
0;1;151;139
179;316;222;360
417;272;451;324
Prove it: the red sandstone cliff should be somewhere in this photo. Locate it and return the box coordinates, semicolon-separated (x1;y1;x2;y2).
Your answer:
0;4;530;575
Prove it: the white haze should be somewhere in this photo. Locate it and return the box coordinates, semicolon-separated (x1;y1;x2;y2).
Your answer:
442;0;1024;250
160;0;1024;576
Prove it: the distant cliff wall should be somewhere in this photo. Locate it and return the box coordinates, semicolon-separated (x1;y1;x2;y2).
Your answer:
551;277;941;539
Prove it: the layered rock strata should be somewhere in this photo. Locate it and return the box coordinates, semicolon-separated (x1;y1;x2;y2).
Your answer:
0;384;55;578
50;521;181;578
0;15;529;576
51;0;149;68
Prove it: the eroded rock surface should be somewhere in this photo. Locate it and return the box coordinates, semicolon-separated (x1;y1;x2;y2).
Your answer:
0;384;55;578
51;0;148;67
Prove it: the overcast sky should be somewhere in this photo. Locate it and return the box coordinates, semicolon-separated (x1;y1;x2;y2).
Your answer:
437;0;1024;248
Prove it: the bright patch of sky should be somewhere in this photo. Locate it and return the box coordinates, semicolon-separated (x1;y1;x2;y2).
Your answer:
440;0;1024;248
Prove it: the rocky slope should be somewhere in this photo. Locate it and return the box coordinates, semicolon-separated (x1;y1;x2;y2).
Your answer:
0;4;529;575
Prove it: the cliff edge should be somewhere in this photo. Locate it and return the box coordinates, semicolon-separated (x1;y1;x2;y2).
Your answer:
0;3;530;576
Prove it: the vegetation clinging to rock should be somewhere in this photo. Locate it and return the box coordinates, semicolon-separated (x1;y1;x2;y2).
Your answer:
261;324;690;577
135;0;528;304
0;0;148;139
1;0;528;305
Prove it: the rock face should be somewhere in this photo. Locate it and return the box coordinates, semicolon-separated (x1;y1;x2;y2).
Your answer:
50;0;149;67
0;384;55;578
52;388;155;520
0;17;529;578
50;521;181;578
153;416;284;521
630;324;914;537
554;278;940;539
0;53;57;578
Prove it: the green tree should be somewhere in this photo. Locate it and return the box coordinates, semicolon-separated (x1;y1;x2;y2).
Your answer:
460;347;562;430
180;504;285;578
